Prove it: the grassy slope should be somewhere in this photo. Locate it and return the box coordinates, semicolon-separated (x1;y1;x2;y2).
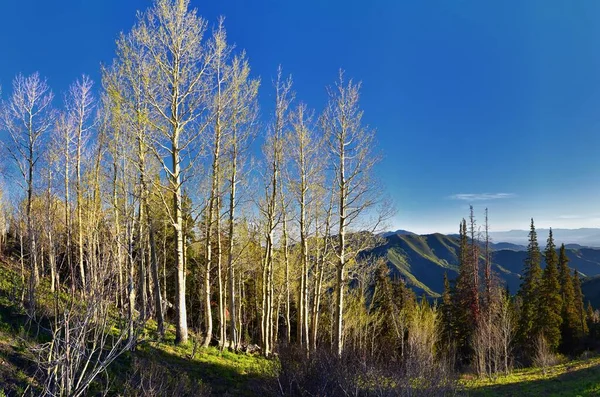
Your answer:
0;257;599;396
463;357;600;396
0;260;273;396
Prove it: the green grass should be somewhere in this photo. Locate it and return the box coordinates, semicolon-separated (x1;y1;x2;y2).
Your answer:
0;259;275;396
0;257;598;396
129;323;276;396
463;356;600;396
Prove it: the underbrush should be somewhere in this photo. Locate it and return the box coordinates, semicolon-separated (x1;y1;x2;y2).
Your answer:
275;345;458;396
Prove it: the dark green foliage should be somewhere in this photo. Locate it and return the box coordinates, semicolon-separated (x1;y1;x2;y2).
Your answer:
558;244;579;353
451;219;476;363
517;219;543;356
370;261;416;362
537;229;562;351
587;302;599;341
439;272;454;351
573;270;589;337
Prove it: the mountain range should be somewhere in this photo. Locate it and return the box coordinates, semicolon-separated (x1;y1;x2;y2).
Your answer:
372;230;600;307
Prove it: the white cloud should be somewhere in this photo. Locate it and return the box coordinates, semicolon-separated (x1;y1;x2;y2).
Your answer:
557;214;583;220
449;193;516;201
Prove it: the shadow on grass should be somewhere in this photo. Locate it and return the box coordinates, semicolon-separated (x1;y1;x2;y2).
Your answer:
111;342;277;397
467;362;600;397
0;303;42;396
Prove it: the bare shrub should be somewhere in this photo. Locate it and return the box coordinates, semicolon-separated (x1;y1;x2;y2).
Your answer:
33;282;134;396
533;334;561;375
121;356;211;397
275;342;457;396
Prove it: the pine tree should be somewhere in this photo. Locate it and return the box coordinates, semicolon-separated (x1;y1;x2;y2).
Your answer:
537;229;562;351
558;244;578;353
468;206;481;325
439;272;454;348
572;270;589;337
371;261;397;358
517;218;542;354
586;302;599;340
452;219;475;362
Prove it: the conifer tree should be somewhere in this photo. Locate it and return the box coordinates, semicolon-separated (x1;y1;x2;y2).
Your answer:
517;218;542;354
558;244;578;352
452;219;475;362
537;229;562;350
572;270;589;337
439;272;454;348
586;302;599;341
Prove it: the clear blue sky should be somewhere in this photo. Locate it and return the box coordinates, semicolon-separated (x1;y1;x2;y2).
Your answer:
1;0;600;234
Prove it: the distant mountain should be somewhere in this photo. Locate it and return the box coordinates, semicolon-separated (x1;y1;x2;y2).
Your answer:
380;229;417;238
490;242;526;251
565;244;587;250
371;232;600;300
489;228;600;248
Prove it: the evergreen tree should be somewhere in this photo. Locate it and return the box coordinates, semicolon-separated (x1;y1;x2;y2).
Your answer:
452;219;475;363
439;272;454;348
587;302;599;340
537;229;562;350
517;218;542;354
371;262;398;359
558;244;578;353
572;270;589;337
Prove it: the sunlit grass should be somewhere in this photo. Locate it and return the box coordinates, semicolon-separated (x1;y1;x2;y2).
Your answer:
463;356;600;396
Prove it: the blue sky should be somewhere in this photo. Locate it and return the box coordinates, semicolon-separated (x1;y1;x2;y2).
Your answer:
1;0;600;234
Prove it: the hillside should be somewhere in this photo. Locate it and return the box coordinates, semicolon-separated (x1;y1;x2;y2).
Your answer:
583;276;600;308
373;232;600;299
0;261;274;396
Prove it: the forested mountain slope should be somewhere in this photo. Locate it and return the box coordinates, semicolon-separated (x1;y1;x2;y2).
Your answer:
583;276;600;308
372;232;600;298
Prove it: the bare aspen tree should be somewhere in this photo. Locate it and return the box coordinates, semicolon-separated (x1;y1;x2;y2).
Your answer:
43;149;60;293
106;28;167;334
66;75;95;292
321;72;381;356
102;97;126;309
286;103;324;350
223;55;259;350
310;187;334;350
260;69;293;356
1;72;54;307
54;112;77;293
279;183;292;344
203;21;231;348
131;0;216;344
102;80;139;341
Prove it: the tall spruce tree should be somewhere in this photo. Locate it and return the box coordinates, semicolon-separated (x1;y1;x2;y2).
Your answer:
558;244;578;352
439;272;455;349
517;218;542;353
586;302;597;340
537;229;562;350
453;219;474;362
572;270;589;337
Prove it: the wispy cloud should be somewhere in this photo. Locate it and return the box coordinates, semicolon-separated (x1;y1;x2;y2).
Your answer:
449;193;516;201
557;213;600;220
557;214;584;220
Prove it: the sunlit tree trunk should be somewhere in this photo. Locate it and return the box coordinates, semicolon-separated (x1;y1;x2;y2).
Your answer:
2;73;54;308
322;73;381;356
